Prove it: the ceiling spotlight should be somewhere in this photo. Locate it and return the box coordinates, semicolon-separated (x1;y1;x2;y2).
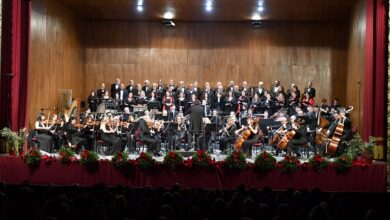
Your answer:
163;20;176;27
251;20;262;28
163;11;174;19
257;6;264;12
251;13;261;21
206;0;213;12
137;0;143;12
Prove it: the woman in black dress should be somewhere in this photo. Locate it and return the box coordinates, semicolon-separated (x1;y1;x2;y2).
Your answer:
87;91;98;112
34;113;54;153
99;115;122;155
235;117;262;158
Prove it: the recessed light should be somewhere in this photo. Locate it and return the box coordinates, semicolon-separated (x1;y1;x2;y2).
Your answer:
163;11;174;19
137;5;143;12
206;0;213;12
257;6;264;12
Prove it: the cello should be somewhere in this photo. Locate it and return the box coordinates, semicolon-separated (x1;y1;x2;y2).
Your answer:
315;108;330;146
234;117;259;151
277;119;305;150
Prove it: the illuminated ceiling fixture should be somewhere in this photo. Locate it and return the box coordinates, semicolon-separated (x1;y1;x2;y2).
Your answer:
251;13;261;21
163;11;174;19
206;0;213;12
257;1;264;12
137;0;143;12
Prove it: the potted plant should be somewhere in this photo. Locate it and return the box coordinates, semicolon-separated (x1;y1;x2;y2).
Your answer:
0;127;25;155
346;134;375;160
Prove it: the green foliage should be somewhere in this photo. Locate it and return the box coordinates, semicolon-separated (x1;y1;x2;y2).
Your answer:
163;151;184;169
254;151;276;172
136;152;157;169
111;152;130;169
0;127;25;153
58;148;76;164
333;154;353;173
224;151;247;170
346;134;375;159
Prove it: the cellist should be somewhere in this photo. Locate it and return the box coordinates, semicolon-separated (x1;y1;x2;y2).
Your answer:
286;118;307;157
234;117;262;158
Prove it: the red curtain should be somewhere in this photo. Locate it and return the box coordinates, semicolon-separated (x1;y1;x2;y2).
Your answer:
363;0;387;141
0;0;31;131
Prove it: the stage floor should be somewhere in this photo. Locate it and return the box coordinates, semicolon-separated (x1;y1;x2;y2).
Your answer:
0;152;387;192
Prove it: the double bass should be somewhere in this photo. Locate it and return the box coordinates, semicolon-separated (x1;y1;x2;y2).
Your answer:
315;108;330;146
326;106;353;156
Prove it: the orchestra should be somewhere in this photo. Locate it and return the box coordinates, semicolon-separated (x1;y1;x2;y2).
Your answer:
30;78;354;158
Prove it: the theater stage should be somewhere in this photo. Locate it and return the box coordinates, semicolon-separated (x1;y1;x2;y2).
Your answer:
0;155;386;192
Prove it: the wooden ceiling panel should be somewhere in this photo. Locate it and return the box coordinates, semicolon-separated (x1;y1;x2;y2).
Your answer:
58;0;357;21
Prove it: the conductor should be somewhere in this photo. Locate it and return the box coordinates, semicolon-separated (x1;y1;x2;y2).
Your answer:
188;100;204;149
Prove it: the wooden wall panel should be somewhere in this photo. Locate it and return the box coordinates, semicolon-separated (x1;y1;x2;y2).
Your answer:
84;21;349;105
346;0;366;131
28;0;85;128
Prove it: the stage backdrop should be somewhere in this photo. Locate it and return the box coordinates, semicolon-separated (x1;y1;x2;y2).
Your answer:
27;0;85;128
84;20;349;107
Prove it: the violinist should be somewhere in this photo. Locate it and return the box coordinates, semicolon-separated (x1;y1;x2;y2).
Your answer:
99;115;122;155
49;114;66;150
34;113;54;153
138;110;162;156
171;113;188;150
219;116;237;153
286;118;307;157
64;117;88;151
235;117;261;158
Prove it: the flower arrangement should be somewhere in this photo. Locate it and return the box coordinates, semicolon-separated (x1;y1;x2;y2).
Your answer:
58;148;77;164
254;151;276;172
111;152;130;169
190;150;213;169
136;152;157;169
21;147;42;167
42;154;56;165
309;155;329;172
224;151;247;170
333;154;353;173
163;151;184;169
79;150;99;166
279;155;300;173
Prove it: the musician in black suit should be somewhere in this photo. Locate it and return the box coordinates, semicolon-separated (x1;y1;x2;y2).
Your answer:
118;83;128;101
254;81;266;98
286;118;308;157
219;116;237;152
110;78;121;98
126;80;137;95
188;100;204;150
138;111;161;156
304;81;316;98
97;83;106;101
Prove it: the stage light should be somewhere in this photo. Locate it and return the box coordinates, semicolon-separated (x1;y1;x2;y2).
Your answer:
251;13;261;21
257;6;264;12
163;20;176;27
206;0;213;12
163;11;174;19
137;0;143;12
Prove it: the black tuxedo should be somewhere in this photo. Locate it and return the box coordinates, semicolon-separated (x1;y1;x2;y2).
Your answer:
110;83;120;98
126;85;137;95
304;87;316;98
97;89;106;99
118;89;128;101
